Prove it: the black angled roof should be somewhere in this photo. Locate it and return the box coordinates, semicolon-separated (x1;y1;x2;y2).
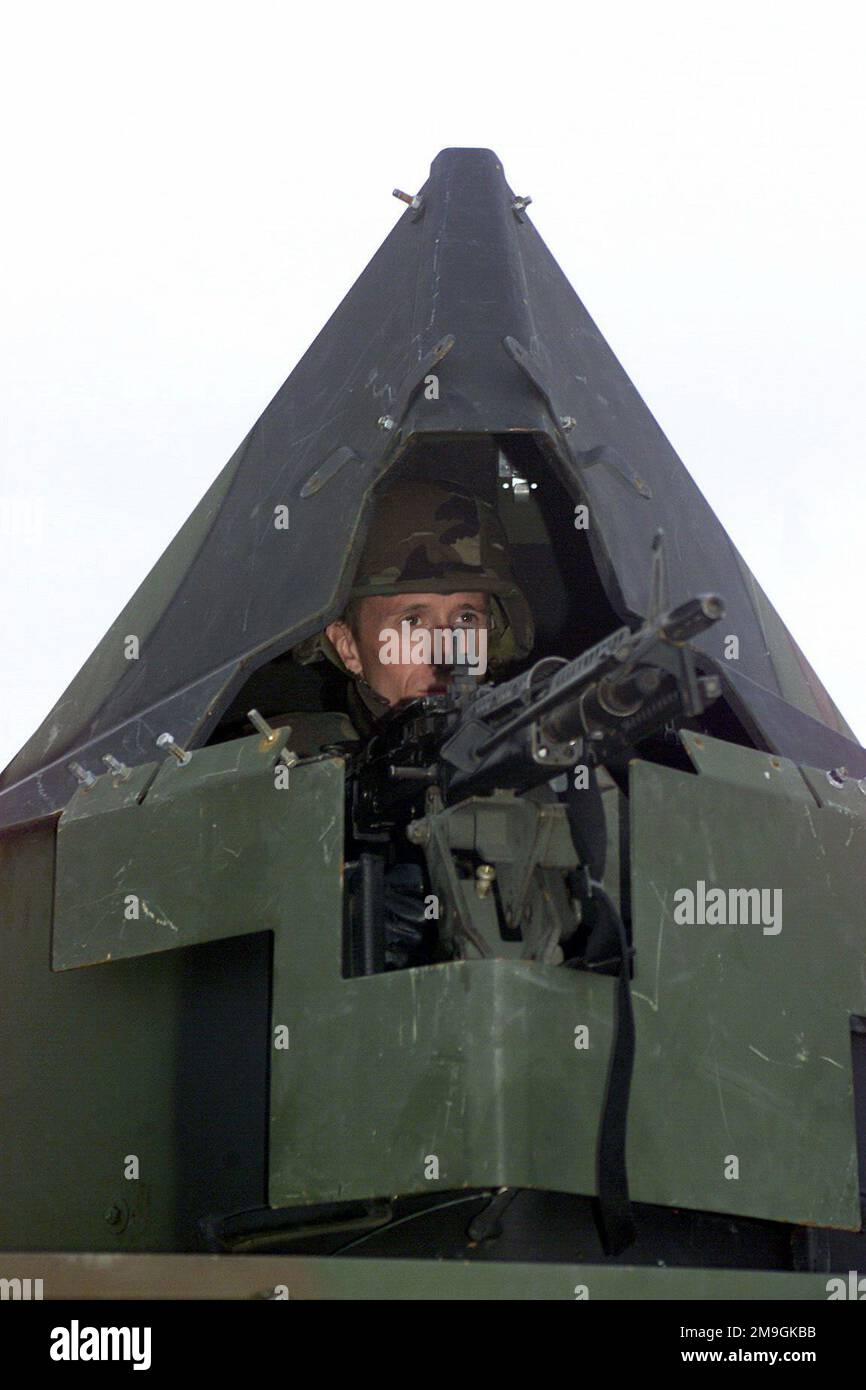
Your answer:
1;146;861;831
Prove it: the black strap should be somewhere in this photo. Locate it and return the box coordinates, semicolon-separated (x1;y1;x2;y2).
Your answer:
564;765;607;882
564;769;636;1255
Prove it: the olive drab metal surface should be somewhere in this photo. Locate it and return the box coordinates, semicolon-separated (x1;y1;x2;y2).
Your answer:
0;1251;841;1300
628;734;866;1228
41;729;866;1229
52;734;343;970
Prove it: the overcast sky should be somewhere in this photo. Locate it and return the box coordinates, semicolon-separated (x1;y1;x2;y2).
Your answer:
2;0;864;775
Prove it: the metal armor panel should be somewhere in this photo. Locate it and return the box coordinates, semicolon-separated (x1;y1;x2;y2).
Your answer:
50;733;866;1229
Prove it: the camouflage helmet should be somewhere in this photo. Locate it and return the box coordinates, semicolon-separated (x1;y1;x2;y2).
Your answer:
298;481;534;671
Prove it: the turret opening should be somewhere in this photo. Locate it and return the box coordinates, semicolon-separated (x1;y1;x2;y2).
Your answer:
207;430;756;768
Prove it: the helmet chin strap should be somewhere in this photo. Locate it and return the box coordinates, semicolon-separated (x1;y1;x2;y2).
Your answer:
351;674;392;720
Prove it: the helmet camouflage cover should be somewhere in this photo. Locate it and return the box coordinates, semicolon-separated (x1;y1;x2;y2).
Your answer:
298;480;535;671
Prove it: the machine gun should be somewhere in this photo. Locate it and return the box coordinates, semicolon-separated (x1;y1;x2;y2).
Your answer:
347;528;726;963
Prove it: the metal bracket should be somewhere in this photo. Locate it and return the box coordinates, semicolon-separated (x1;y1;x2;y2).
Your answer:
379;333;456;433
503;335;566;432
413;790;579;961
568;445;652;500
300;446;360;499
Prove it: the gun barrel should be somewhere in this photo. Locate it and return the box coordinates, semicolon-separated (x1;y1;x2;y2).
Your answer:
542;666;665;744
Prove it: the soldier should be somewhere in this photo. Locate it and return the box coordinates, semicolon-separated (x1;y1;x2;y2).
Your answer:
288;480;535;971
296;480;535;740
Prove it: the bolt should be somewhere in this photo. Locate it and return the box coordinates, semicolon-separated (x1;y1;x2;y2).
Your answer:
475;864;496;899
826;767;847;789
157;733;191;766
393;188;421;210
68;761;96;788
560;415;576;431
104;1204;124;1228
512;195;532;212
102;754;131;780
377;415;396;431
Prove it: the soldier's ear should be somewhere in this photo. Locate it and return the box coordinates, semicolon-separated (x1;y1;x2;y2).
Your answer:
326;620;363;675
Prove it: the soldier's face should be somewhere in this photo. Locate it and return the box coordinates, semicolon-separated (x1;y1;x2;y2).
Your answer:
326;591;491;705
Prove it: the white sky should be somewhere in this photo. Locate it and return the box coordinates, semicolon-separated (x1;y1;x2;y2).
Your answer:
1;0;864;775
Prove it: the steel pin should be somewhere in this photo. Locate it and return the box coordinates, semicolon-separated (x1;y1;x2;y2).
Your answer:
247;708;277;743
